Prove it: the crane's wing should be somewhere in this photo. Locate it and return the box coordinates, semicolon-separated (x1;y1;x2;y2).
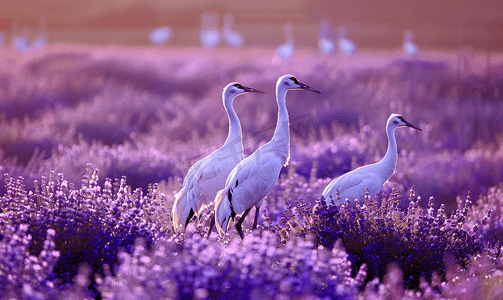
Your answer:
184;149;241;211
224;151;283;212
183;155;219;210
323;170;382;202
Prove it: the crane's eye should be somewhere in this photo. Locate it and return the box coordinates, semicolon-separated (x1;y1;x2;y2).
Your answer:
398;116;405;122
289;77;299;84
234;83;243;89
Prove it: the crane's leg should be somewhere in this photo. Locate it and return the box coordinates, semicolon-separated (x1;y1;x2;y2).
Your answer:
252;206;260;229
206;212;215;238
236;207;252;240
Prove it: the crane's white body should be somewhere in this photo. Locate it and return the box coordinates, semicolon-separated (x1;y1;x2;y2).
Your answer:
322;114;421;204
318;19;335;54
403;30;418;56
149;27;172;45
200;12;220;49
173;144;244;228
13;34;29;52
172;82;264;231
215;75;321;238
31;36;46;51
319;39;336;54
272;23;294;64
216;141;285;217
337;27;356;55
222;13;244;48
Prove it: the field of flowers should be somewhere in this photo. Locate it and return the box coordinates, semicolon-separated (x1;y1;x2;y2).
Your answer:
1;46;503;299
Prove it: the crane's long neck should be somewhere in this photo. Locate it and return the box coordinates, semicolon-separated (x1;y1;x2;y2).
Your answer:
285;27;294;45
271;86;290;165
404;33;413;43
319;22;328;39
223;16;232;32
223;94;243;151
377;126;398;180
338;29;345;41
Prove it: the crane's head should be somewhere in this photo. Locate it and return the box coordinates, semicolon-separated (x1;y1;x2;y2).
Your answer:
223;82;265;100
388;113;422;131
277;74;322;94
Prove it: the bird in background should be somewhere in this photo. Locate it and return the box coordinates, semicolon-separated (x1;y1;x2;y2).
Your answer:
318;19;335;54
222;13;244;48
200;12;221;49
149;26;172;45
403;29;418;56
31;17;48;51
11;20;29;53
322;113;422;205
272;22;295;65
214;75;322;240
172;82;265;232
337;26;356;55
0;32;4;47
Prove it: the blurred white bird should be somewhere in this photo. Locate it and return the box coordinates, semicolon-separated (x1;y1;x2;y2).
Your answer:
172;82;265;231
403;30;418;56
11;20;29;53
222;13;244;48
272;23;294;64
149;26;172;45
32;17;48;51
322;114;422;205
318;19;335;54
337;27;356;55
200;12;220;49
214;75;321;239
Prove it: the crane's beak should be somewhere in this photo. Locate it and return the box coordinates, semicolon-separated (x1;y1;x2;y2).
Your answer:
405;120;422;131
242;85;265;94
298;81;322;94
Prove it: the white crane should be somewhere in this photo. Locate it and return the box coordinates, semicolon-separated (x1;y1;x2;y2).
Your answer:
403;30;418;56
322;114;422;205
337;26;356;55
149;26;172;45
200;12;220;49
172;82;265;231
222;13;244;48
214;75;321;239
11;20;29;53
32;17;48;51
318;19;335;54
272;23;294;64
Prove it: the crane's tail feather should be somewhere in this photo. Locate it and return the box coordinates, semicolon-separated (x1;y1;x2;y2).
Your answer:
172;188;191;232
214;188;232;235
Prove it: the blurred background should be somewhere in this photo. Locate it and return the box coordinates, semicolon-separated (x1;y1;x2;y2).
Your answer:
2;3;503;297
1;0;503;214
0;0;502;50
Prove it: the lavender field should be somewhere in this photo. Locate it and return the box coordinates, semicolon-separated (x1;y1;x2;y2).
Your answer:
1;46;503;299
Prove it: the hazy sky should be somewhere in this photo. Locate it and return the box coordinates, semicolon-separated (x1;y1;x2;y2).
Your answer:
1;0;501;50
